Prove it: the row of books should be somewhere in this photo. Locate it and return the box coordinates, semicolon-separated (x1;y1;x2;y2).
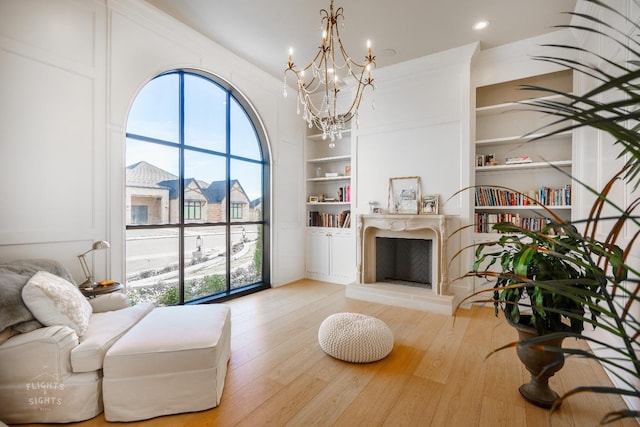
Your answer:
475;184;571;207
475;212;566;235
308;210;352;228
536;184;571;206
475;212;544;233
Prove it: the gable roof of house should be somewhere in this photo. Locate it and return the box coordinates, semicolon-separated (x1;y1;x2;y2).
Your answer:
126;161;177;188
203;179;251;204
203;180;240;203
250;197;261;209
158;178;204;199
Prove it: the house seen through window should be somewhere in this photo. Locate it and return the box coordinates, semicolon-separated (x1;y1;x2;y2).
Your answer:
125;70;270;306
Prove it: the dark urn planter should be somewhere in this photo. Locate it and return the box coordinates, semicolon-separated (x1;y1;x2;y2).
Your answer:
512;320;566;409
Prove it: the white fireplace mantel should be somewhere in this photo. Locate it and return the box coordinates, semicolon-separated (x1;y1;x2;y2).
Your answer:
358;214;451;292
349;214;456;315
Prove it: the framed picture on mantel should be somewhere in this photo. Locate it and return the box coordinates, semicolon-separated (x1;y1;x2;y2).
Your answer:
421;194;439;214
388;176;421;214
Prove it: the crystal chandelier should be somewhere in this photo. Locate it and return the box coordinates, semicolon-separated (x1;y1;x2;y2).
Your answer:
284;0;376;143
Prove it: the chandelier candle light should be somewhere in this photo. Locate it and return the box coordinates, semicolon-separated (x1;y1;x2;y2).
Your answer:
284;0;376;144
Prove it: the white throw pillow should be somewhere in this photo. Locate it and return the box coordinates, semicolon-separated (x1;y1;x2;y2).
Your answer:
22;271;93;336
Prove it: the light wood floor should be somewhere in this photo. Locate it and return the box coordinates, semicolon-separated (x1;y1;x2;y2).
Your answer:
17;280;639;427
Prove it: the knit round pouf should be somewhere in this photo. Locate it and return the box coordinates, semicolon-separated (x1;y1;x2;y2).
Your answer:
318;312;394;363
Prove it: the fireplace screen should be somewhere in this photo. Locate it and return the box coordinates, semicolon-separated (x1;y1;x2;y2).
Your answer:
375;237;432;288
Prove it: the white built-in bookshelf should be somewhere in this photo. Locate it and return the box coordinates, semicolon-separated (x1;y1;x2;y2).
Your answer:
474;70;573;235
305;130;352;229
304;126;356;284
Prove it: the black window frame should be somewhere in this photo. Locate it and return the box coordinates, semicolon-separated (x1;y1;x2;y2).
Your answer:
125;69;271;304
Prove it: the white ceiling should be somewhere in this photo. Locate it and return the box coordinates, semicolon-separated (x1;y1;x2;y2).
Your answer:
145;0;577;81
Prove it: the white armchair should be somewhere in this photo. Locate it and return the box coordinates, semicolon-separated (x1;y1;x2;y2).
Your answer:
0;260;154;424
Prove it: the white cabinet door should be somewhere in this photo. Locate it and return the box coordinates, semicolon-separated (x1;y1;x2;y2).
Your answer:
306;229;330;276
330;230;355;281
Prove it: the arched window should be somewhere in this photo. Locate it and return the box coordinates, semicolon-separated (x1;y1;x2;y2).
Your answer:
125;70;270;305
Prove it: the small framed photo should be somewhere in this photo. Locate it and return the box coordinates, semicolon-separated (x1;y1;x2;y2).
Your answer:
485;153;496;166
389;176;421;214
476;154;485;167
421;194;439;214
309;196;319;203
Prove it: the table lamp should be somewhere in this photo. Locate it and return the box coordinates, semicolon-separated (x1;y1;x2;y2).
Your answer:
78;240;110;289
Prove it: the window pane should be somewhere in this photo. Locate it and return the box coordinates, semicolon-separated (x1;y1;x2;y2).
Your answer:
184;149;226;223
125;228;179;306
184;74;227;153
126;139;179;225
127;73;179;143
231;224;262;289
184;226;227;302
231;159;262;222
184;201;202;221
230;97;261;160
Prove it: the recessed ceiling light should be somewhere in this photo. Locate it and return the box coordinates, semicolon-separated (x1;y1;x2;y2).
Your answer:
473;20;490;31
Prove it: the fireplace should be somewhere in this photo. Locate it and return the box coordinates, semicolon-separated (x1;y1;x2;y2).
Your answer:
346;214;455;315
376;237;432;288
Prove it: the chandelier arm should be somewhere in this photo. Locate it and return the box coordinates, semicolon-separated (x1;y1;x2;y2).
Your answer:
286;48;323;77
333;24;375;83
336;36;374;70
329;24;339;119
349;69;376;86
340;67;375;117
300;49;324;73
340;84;366;119
320;5;330;23
332;18;355;73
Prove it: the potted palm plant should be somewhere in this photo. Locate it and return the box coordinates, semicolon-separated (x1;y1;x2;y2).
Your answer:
460;0;639;422
471;217;610;407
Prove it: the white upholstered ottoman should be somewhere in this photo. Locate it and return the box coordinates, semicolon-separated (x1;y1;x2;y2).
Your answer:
102;304;231;422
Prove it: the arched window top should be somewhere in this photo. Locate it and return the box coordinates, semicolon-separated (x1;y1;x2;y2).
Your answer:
127;70;266;163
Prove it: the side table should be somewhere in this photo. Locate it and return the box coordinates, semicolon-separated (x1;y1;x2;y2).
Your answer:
81;283;123;298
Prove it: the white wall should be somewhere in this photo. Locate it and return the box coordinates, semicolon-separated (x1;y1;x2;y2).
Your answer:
0;0;305;286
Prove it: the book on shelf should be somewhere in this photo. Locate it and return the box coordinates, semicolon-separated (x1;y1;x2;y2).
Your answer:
337;185;351;202
505;155;532;164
